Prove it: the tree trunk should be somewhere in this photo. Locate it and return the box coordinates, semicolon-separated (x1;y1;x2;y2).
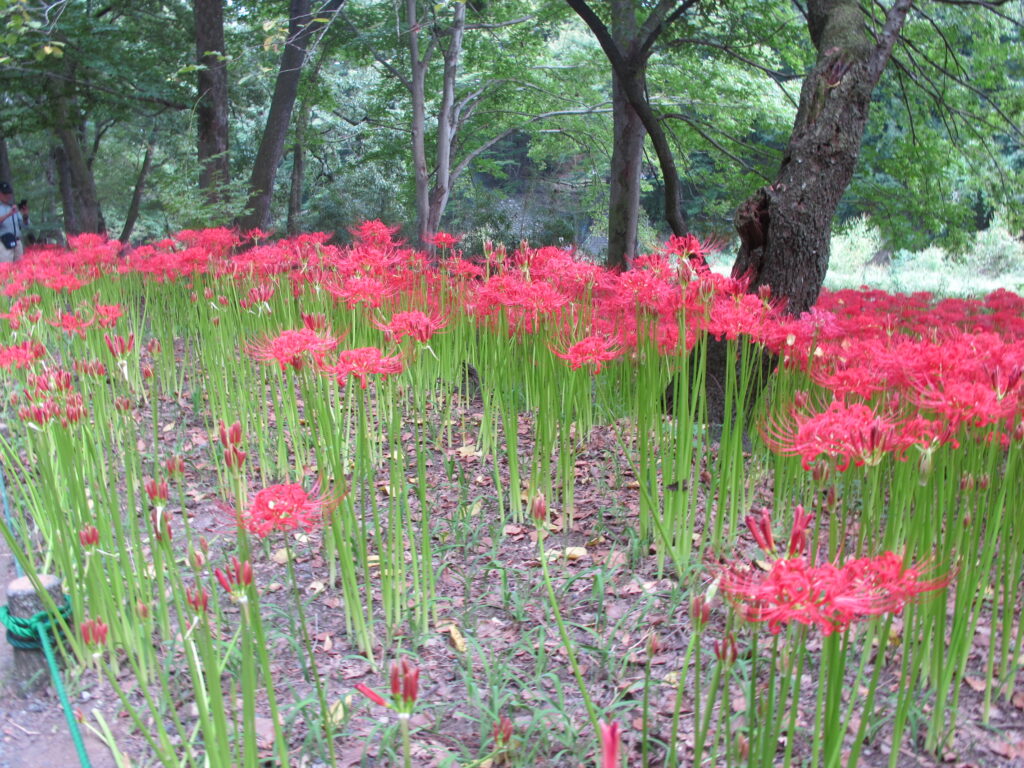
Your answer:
237;0;344;232
733;0;913;317
53;145;79;236
287;137;304;235
119;132;157;243
424;0;466;241
0;130;11;186
51;89;104;235
408;0;431;245
194;0;230;205
606;72;645;270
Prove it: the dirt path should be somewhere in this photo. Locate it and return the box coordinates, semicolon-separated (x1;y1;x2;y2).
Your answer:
0;544;117;768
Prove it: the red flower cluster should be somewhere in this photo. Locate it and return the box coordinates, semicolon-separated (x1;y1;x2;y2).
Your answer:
721;552;948;635
243;483;324;538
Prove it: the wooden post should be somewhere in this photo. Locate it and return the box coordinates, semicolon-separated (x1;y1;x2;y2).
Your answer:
4;573;65;694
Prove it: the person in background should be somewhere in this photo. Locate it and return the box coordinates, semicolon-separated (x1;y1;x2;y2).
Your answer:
0;181;26;263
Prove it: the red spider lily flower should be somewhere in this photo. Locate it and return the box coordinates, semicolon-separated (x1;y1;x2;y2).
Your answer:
73;359;107;377
114;396;132;412
599;720;621;768
745;507;776;555
144;477;169;506
788;505;813;558
104;333;135;359
714;633;738;665
530;492;547;526
49;311;93;338
690;595;711;628
79;525;100;548
375;310;448;344
720;552;948;636
355;683;388;708
300;312;329;333
141;363;154;380
492;715;514;747
426;231;460;249
185;586;210;614
80;617;109;647
350;219;401;246
165;456;186;478
320;347;403;389
218;420;243;447
550;335;622;374
0;340;47;370
243;484;324;538
93;303;124;328
224;446;247;471
239;283;276;309
63;395;87;426
390;658;419;711
214;556;253;596
248;328;339;372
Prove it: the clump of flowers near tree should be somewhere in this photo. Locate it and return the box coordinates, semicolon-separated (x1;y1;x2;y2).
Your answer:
0;223;1021;767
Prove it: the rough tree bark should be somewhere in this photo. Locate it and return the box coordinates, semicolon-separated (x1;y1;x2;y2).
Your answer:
0;130;11;185
49;73;104;235
237;0;344;232
605;3;645;270
733;0;914;317
194;0;230;205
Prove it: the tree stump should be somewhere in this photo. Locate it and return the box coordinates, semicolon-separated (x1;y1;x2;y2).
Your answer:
4;573;65;694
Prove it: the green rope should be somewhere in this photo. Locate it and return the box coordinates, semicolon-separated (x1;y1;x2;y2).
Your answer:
0;603;93;768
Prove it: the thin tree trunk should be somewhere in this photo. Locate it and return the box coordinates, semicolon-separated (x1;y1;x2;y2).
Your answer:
119;131;157;243
425;0;466;240
194;0;230;204
0;130;11;186
53;145;79;236
52;90;103;235
408;0;431;245
287;132;304;234
605;76;644;268
733;0;913;317
237;0;344;232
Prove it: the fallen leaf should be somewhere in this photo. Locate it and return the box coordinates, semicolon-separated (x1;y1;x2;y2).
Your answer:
307;580;325;595
964;675;987;692
989;739;1024;759
328;699;346;726
271;548;291;565
1012;690;1024;710
253;717;276;749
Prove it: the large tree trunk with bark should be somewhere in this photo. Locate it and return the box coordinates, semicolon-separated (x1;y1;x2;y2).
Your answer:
0;130;11;185
237;0;343;232
194;0;230;205
50;83;104;235
733;0;912;317
607;72;644;269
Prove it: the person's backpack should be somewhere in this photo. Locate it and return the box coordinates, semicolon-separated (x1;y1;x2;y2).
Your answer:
1;232;16;250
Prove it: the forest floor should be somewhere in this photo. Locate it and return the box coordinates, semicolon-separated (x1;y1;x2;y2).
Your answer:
1;381;1024;767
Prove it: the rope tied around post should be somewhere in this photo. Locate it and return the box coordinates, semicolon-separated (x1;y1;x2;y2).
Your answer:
0;602;73;649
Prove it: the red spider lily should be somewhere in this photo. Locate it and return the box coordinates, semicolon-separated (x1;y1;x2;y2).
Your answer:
599;720;621;768
324;275;395;310
300;312;329;333
243;483;324;538
550;334;623;374
80;617;109;646
690;595;711;628
49;311;93;338
426;231;460;249
239;283;276;309
224;446;247;471
530;492;547;526
79;525;100;548
218;420;243;447
320;347;403;389
720;552;948;636
714;633;738;665
103;333;135;359
788;505;813;558
214;556;253;596
762;399;913;472
355;683;388;707
350;219;401;246
165;456;186;478
114;396;132;412
391;658;420;711
745;507;776;555
185;586;210;614
375;310;447;344
248;328;339;372
93;302;123;328
492;715;514;747
63;395;86;426
144;477;169;506
73;359;107;377
0;340;47;370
